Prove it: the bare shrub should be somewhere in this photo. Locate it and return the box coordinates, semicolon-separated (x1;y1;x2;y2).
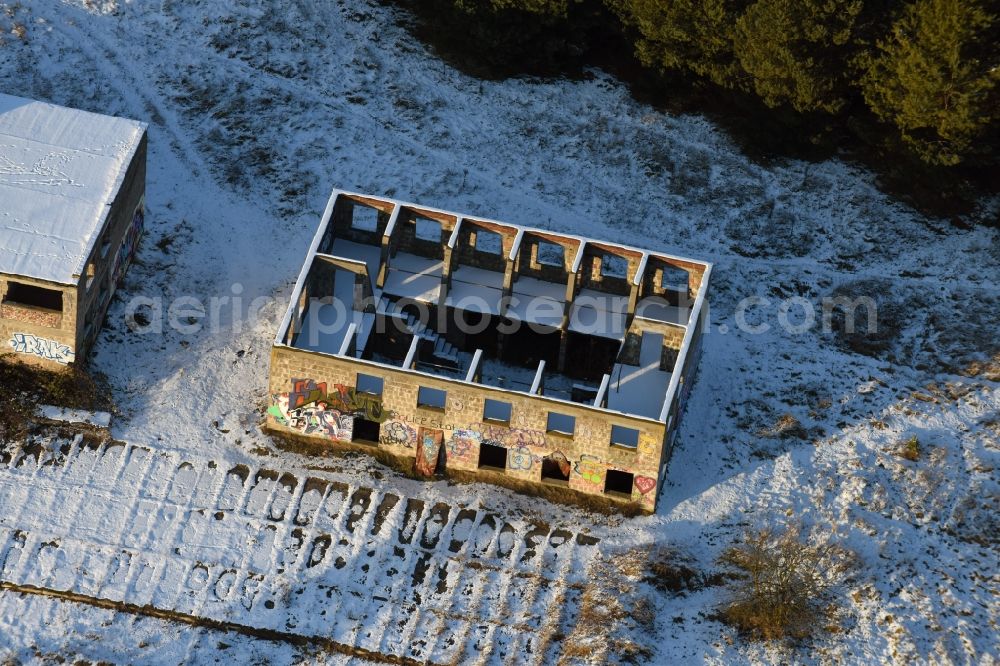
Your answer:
717;526;854;642
826;278;909;359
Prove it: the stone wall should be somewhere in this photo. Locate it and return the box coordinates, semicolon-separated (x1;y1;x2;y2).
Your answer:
452;220;517;273
266;344;667;511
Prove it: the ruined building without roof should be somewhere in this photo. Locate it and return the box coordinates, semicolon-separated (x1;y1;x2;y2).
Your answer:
267;191;711;512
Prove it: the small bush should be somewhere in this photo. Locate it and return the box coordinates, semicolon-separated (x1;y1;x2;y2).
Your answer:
717;526;854;642
898;435;921;461
646;546;715;594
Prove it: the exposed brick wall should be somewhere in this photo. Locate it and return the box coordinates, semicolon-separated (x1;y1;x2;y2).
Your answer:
0;275;77;367
513;233;579;284
0;302;62;328
578;244;641;296
640;256;705;304
391;207;458;262
268;192;712;513
453;227;509;273
266;344;666;511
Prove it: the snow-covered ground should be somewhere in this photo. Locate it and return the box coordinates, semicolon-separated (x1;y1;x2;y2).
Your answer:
0;0;997;663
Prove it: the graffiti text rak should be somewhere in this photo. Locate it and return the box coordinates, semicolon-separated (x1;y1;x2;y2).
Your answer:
9;333;75;364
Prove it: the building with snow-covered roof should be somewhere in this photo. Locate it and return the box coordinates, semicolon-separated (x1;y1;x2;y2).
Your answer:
267;191;711;513
0;93;147;367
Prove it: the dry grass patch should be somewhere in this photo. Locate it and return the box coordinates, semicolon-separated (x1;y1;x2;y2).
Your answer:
645;545;723;595
965;352;1000;381
896;435;921;462
560;548;657;664
0;355;112;442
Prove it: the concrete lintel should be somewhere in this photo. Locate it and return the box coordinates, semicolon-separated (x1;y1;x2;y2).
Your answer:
403;334;420;369
447;216;464;249
381;203;401;240
570;240;587;274
337;322;358;357
594;373;610;408
530;359;546;395
508;228;524;262
632;252;649;287
465;348;484;383
314;253;367;273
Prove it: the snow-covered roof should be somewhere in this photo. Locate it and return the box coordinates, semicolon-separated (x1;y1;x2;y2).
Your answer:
0;93;147;286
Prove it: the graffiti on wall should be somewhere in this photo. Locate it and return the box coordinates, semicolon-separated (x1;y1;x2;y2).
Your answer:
634;475;656;495
0;303;61;328
282;378;390;423
573;454;604;487
451;423;549;470
327;384;390;423
509;446;535;471
268;392;353;441
548;450;571;478
480;424;545;449
379;420;417;448
415;428;443;477
8;333;75;364
446;428;481;465
268;378;369;442
288;378;327;409
112;201;144;288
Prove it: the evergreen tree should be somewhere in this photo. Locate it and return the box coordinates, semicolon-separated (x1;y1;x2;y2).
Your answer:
861;0;999;165
414;0;607;76
734;0;864;113
611;0;753;88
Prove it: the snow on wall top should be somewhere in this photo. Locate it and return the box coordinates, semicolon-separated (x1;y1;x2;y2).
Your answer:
0;93;146;286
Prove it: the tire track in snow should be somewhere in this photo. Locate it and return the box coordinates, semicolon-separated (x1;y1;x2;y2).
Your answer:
40;3;999;308
48;4;210;179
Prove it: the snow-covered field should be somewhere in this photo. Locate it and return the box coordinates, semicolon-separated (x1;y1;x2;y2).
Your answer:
0;0;997;663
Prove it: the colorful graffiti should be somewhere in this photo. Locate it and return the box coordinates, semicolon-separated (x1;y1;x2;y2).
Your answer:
480;424;545;449
415;428;443;477
112;202;144;288
288;379;327;409
446;429;481;465
634;475;657;495
547;450;571;478
8;333;75;364
434;423;552;470
267;393;353;441
280;378;390;424
573;455;604;486
509;446;535;471
327;383;390;423
379;420;417;448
